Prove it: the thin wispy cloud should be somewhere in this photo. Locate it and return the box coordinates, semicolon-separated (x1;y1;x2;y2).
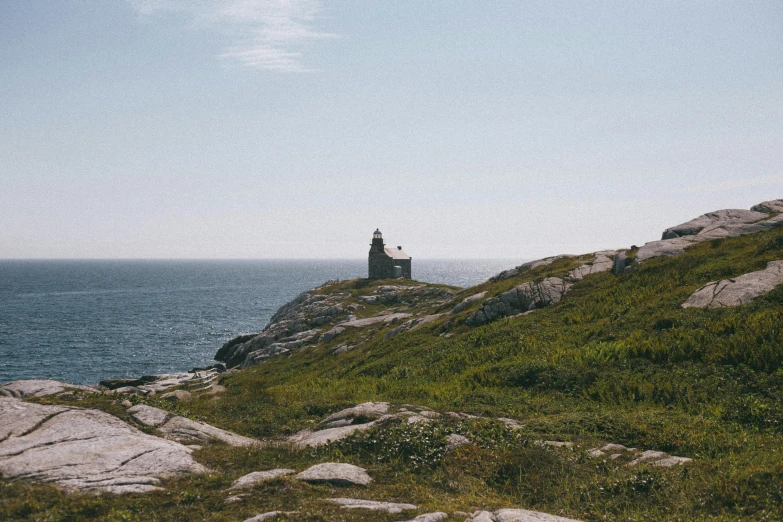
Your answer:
127;0;337;72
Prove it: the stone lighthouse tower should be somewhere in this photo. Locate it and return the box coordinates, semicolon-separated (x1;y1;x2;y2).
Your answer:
368;229;411;279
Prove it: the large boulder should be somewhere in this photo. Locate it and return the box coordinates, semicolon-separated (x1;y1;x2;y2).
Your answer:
321;402;389;425
295;463;372;486
0;398;206;493
230;469;295;490
288;422;377;447
682;260;783;308
325;497;416;513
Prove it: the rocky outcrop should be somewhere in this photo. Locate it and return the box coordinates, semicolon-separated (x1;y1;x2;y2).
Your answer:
214;280;458;369
637;201;783;262
491;255;575;282
321;402;389;426
467;252;620;326
0;398;206;493
681;260;783;308
466;277;570;326
752;199;783;214
565;251;616;281
215;288;352;368
401;513;449;522
386;314;445;339
326;497;416;513
661;209;766;239
466;509;582;521
229;469;295;490
244;512;297;522
587;443;691;467
288;403;447;446
0;379;99;398
451;291;487;314
321;326;345;342
295;463;372;486
127;404;258;447
100;373;198;396
341;313;413;328
239;329;320;368
288;422;378;447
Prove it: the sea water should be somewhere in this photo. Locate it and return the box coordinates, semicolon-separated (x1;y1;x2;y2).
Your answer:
0;259;516;384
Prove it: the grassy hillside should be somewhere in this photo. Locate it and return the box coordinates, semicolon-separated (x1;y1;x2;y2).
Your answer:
4;227;783;521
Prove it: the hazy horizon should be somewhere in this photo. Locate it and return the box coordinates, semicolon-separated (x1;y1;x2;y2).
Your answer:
2;1;781;260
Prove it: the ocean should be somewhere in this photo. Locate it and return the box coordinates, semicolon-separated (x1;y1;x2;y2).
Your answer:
0;259;516;385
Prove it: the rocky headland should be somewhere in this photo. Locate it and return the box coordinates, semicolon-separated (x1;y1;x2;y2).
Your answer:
1;199;782;521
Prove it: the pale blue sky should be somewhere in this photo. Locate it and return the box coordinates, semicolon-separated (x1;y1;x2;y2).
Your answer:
1;1;781;259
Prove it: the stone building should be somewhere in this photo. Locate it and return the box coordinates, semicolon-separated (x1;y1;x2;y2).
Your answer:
368;229;411;279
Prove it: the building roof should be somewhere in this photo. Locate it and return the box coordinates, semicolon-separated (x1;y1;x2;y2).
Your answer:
384;247;411;260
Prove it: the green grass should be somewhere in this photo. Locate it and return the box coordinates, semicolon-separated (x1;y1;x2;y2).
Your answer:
4;227;783;520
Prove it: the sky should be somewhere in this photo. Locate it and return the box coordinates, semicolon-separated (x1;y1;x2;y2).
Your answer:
1;1;781;260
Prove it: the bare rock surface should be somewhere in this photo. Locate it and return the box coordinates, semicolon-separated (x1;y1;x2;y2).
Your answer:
241;330;320;368
587;443;691;467
102;373;197;396
446;433;471;451
491;255;575;282
321;402;389;424
682;260;783;308
466;277;571;326
628;450;692;467
321;326;345;342
127;404;257;447
662;209;766;239
128;404;171;427
752;199;783;214
341;313;413;328
466;509;582;521
386;314;445;339
468;251;619;326
0;397;206;493
326;497;416;513
244;512;294;521
296;463;372;486
566;251;617;282
451;291;488;314
400;513;449;522
215;287;351;368
637;204;783;262
230;469;295;490
0;379;99;399
288;422;377;447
